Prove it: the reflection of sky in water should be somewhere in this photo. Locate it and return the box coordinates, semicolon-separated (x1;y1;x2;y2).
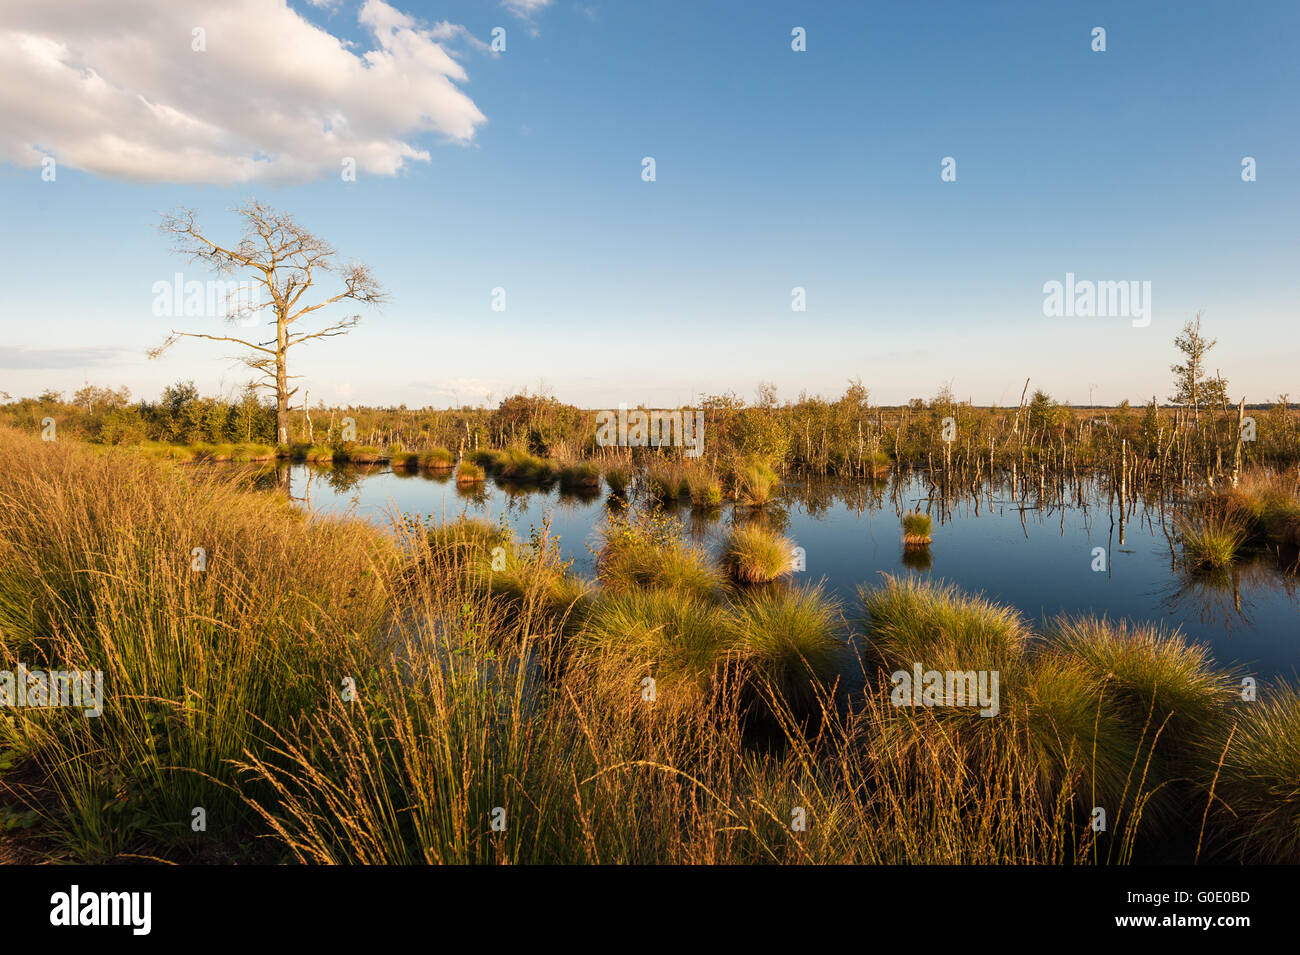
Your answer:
285;466;1300;683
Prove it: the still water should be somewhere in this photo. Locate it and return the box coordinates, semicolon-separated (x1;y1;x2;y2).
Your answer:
280;464;1300;682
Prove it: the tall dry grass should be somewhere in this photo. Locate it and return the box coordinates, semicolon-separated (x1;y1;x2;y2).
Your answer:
0;427;396;860
1;427;1296;863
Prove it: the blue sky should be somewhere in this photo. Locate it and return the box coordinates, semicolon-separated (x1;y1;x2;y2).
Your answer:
1;0;1296;409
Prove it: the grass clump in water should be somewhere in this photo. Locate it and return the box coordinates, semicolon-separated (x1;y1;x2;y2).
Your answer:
901;511;932;547
721;523;795;583
595;511;723;600
1179;507;1247;570
859;575;1030;677
558;461;601;492
231;443;275;463
646;463;688;503
418;447;455;471
578;589;735;705
603;464;631;498
730;459;779;507
456;461;486;486
731;586;841;714
497;448;558;484
685;467;723;508
1213;471;1300;547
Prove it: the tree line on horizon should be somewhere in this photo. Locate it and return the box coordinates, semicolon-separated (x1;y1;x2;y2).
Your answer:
2;201;1293;477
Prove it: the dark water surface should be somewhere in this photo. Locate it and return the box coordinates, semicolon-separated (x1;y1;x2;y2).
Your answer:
280;464;1300;683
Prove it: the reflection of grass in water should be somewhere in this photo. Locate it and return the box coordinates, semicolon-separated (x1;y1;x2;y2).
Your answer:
454;482;488;506
557;483;602;505
686;505;721;541
418;468;452;486
729;503;790;535
1163;551;1300;634
322;464;366;494
900;545;933;571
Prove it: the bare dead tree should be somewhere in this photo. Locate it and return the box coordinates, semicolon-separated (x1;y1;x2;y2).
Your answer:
150;199;385;445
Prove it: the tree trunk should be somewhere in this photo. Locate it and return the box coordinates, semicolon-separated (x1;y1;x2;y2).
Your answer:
276;317;290;445
1232;396;1246;487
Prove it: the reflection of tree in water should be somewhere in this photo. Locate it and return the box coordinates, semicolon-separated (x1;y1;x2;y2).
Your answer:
557;486;602;507
454;483;490;508
249;464;283;492
789;479;834;519
321;465;367;494
1163;565;1253;634
1162;547;1300;636
728;503;790;536
792;476;889;519
497;480;537;507
686;505;722;541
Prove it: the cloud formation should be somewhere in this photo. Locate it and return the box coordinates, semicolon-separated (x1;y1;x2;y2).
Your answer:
0;346;129;370
501;0;554;19
0;0;488;184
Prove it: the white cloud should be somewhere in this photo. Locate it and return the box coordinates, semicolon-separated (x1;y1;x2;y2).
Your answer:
428;20;490;54
0;0;488;184
414;377;509;405
0;345;128;370
501;0;554;23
